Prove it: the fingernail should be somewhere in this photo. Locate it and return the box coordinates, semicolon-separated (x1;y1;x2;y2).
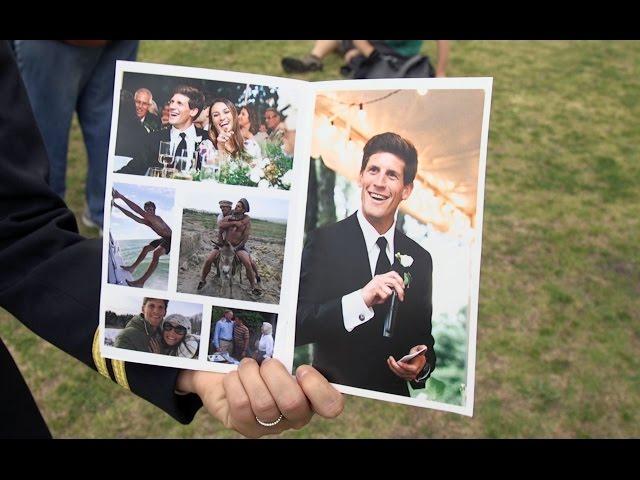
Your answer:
296;365;310;380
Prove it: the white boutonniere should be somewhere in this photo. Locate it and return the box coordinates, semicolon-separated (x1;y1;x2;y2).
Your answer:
395;252;413;288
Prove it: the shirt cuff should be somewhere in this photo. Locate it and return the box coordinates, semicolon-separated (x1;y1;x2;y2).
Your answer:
416;363;432;382
342;289;374;332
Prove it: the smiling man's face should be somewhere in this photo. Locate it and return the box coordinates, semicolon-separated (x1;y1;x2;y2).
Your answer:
141;298;166;328
134;91;151;119
168;93;196;130
359;152;413;233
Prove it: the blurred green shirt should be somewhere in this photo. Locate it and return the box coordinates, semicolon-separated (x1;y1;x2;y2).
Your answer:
383;40;423;57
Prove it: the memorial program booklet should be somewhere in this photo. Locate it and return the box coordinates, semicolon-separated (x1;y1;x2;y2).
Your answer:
99;60;492;416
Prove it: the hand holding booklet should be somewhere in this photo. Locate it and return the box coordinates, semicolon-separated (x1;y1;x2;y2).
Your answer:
99;60;492;416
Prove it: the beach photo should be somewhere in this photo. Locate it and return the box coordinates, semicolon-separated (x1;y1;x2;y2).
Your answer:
107;182;176;291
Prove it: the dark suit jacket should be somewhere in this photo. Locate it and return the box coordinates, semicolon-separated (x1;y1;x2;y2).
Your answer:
116;126;209;176
141;112;161;133
0;41;202;437
296;212;436;397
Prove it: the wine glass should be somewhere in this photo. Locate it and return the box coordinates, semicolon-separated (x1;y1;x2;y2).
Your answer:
174;147;190;172
158;141;173;176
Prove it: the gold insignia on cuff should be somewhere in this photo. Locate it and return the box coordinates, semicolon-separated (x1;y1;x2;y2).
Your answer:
111;359;130;391
92;328;111;380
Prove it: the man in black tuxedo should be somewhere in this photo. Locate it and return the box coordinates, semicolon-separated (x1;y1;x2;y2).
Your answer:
117;85;208;176
0;41;343;438
296;132;436;397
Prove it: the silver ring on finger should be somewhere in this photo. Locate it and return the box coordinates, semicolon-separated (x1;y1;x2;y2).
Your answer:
256;413;284;427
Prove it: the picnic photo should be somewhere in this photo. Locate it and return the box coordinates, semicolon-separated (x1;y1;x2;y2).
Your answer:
295;85;490;413
112;68;297;190
104;294;203;360
107;182;176;291
176;188;289;304
207;306;278;366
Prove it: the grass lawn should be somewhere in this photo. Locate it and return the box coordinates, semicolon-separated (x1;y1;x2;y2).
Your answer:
1;40;638;438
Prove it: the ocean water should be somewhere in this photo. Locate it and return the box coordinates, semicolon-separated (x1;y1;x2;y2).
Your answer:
118;239;170;291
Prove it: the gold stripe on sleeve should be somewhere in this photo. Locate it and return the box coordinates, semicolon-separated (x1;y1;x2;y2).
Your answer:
111;359;131;391
92;328;111;380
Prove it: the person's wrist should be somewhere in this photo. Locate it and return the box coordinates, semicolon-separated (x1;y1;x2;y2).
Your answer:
176;369;198;394
360;287;373;308
416;363;431;382
180;370;224;399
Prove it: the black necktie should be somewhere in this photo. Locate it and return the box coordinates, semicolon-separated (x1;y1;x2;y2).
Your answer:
176;132;187;157
373;236;391;320
375;236;391;276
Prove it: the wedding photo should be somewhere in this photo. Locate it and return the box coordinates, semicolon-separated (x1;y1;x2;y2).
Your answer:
104;294;203;360
107;182;176;291
295;84;491;414
176;188;289;304
112;68;297;190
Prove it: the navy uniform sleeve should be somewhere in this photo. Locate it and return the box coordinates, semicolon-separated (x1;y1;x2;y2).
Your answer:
0;41;202;424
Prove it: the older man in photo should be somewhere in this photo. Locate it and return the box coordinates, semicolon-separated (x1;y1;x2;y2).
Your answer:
134;87;161;133
118;85;206;176
296;132;436;397
212;310;235;354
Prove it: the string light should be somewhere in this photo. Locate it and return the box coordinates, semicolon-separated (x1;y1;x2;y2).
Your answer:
357;103;366;122
314;91;474;237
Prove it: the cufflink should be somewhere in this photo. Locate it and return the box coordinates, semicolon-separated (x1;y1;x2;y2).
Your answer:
358;314;365;321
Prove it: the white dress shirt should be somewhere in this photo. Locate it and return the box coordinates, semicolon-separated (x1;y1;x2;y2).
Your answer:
258;334;274;358
169;124;202;167
341;209;396;332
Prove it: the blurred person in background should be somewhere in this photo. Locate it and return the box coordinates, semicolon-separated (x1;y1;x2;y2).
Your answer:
282;40;449;78
1;39;343;439
12;40;140;233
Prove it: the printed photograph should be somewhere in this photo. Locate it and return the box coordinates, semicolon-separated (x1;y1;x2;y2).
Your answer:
105;295;202;360
207;306;278;365
176;189;289;304
113;69;296;190
295;86;490;412
107;182;175;290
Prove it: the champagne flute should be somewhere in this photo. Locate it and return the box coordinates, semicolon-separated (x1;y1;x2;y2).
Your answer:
174;147;190;173
158;141;173;177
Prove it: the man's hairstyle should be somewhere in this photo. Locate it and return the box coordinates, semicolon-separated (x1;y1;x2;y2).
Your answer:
144;201;156;210
172;85;205;118
360;132;418;185
264;107;280;117
237;198;250;213
142;297;169;308
224;310;233;316
134;87;153;100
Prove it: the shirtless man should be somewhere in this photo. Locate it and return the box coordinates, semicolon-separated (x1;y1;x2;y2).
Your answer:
198;199;232;291
198;198;261;296
112;188;172;288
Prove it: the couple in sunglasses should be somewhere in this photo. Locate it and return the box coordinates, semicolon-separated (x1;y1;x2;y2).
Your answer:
149;313;199;358
114;297;199;358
